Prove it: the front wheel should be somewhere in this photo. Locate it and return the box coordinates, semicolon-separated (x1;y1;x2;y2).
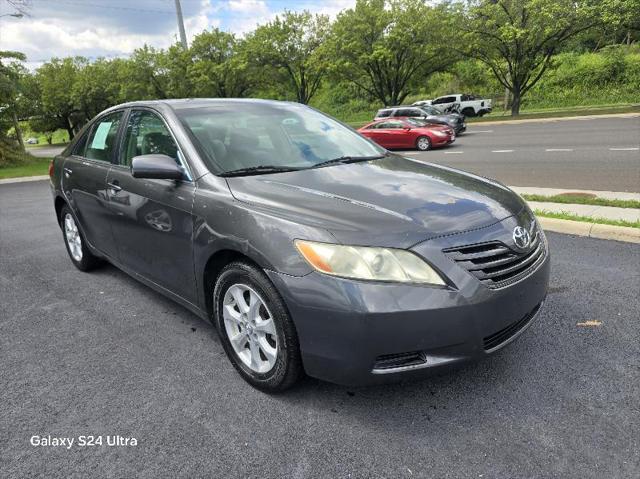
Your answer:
416;136;432;151
213;261;303;392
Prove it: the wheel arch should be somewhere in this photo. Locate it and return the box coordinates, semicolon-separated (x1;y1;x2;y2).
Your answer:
54;195;67;228
201;248;262;319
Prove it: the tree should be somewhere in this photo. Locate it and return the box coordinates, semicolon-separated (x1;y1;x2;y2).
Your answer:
462;0;602;115
72;58;123;121
247;11;331;104
599;0;640;45
34;57;85;139
329;0;456;106
121;45;170;101
189;29;253;98
0;51;27;150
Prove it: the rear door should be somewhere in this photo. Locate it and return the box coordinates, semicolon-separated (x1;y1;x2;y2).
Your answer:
105;108;198;303
61;111;123;258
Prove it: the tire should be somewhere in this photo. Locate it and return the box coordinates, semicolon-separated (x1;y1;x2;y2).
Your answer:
60;205;102;271
461;107;476;117
213;261;303;392
416;136;432;151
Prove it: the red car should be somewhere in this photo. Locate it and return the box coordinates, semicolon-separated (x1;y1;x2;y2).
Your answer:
358;118;455;151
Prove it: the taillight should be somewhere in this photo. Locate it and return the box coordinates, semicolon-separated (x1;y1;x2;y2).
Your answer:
48;159;55;177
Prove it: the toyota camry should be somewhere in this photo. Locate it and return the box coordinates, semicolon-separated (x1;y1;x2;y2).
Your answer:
50;99;549;391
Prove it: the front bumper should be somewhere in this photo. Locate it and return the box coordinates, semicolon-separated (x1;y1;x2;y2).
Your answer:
267;218;550;386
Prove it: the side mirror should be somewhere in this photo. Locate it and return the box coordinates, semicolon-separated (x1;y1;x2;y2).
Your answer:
131;154;184;180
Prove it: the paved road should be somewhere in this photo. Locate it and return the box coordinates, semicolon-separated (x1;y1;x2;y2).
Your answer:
403;115;640;192
1;180;639;478
26;145;66;158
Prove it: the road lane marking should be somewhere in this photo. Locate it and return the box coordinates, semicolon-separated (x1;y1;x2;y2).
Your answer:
609;147;639;151
444;151;464;154
404;152;421;155
577;320;602;327
491;149;514;153
473;130;494;133
545;148;573;152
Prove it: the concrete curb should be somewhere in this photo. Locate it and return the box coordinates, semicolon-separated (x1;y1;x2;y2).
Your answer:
538;217;640;244
0;175;49;185
470;112;639;126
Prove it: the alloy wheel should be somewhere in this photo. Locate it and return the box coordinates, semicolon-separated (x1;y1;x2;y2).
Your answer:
417;137;431;151
64;213;83;262
222;284;278;374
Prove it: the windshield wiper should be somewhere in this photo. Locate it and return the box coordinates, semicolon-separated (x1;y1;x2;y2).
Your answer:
311;153;387;169
219;165;304;177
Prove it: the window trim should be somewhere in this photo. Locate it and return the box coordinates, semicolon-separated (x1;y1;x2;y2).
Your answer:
113;107;193;182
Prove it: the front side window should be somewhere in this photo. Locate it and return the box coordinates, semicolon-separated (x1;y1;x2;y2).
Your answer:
177;102;384;174
121;110;179;167
85;111;123;162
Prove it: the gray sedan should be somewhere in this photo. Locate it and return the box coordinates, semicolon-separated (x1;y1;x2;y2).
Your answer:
50;99;549;391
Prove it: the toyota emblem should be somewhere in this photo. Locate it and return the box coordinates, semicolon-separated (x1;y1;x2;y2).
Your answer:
513;226;531;249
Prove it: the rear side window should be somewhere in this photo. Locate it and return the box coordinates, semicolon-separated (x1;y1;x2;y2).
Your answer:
85;111;123;162
71;130;90;156
376;110;391;118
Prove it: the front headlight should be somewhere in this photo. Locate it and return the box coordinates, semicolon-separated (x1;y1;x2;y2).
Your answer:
295;240;445;285
432;130;448;137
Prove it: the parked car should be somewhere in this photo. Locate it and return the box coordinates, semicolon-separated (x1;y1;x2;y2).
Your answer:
50;99;549;391
26;137;39;144
375;105;466;135
359;118;455;150
414;94;492;117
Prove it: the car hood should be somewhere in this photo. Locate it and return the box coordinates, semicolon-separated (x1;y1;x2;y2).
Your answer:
226;155;526;247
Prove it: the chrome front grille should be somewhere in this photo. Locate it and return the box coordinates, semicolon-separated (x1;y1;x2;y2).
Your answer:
443;230;546;289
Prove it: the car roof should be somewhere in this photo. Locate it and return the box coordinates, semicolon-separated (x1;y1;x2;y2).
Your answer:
103;98;299;113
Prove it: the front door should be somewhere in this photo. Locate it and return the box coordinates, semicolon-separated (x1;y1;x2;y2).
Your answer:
62;111;123;258
106;109;198;303
376;120;407;148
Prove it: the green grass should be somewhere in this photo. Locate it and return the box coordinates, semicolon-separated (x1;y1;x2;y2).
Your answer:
0;158;51;179
535;210;640;229
523;194;640;209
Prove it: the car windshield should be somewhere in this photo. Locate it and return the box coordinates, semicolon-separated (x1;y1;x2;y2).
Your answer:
419;105;444;115
176;102;384;175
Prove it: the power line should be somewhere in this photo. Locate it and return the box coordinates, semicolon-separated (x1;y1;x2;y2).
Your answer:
30;0;174;15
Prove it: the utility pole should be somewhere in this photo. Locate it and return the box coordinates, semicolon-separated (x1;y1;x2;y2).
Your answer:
174;0;188;49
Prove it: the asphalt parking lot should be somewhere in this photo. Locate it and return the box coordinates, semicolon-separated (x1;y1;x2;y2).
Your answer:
1;180;639;478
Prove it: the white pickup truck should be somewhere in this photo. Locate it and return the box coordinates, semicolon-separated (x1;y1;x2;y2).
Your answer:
414;94;492;117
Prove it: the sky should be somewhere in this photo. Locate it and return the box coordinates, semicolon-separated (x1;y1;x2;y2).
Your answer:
0;0;356;69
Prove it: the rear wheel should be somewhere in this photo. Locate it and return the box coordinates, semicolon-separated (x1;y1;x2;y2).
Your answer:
416;136;432;151
60;205;101;271
461;107;476;117
213;261;303;392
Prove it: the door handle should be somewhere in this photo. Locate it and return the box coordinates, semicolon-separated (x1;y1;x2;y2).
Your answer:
107;180;122;193
63;167;72;177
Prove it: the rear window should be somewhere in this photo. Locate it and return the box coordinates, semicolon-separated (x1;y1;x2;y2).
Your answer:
376;109;392;118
